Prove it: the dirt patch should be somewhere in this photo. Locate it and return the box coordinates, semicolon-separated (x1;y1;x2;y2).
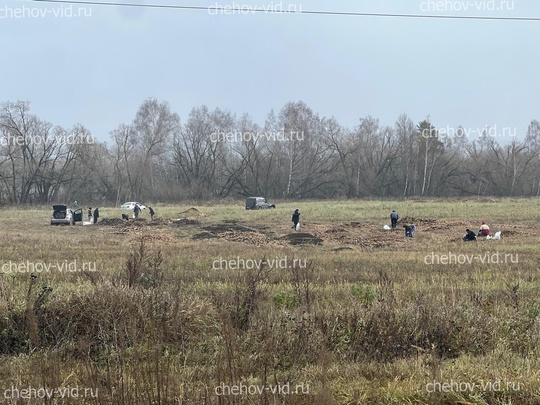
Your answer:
192;221;270;245
400;217;437;225
178;207;206;217
192;231;219;240
98;218;126;226
498;229;520;237
306;222;406;250
202;223;258;234
99;218;149;226
172;218;200;226
217;231;271;246
279;232;323;246
331;246;355;252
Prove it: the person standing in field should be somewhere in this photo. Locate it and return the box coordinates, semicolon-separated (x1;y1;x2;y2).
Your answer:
149;206;155;221
93;207;99;224
292;209;300;230
133;203;141;219
390;210;399;229
87;207;92;222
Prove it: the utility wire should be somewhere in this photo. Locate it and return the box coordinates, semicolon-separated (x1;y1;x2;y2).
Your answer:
31;0;540;21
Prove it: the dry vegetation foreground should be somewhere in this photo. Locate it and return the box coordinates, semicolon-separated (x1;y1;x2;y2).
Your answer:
0;199;539;405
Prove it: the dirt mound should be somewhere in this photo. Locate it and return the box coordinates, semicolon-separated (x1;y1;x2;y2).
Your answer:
202;223;258;233
192;221;266;243
192;231;218;240
99;218;148;226
280;232;323;246
400;217;437;225
178;207;206;217
217;231;271;245
98;218;126;226
307;222;406;250
172;218;200;226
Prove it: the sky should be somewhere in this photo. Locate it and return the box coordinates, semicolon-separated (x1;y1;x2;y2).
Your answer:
1;0;539;145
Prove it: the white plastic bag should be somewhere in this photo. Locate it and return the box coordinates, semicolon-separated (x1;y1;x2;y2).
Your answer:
383;224;391;230
295;222;301;231
493;231;501;240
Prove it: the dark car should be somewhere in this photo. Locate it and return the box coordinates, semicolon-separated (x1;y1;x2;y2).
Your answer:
51;204;83;225
245;197;276;210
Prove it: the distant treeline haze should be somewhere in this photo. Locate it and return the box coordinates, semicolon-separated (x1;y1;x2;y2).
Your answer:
1;99;539;204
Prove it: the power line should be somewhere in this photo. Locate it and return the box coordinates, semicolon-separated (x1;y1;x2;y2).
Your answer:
31;0;540;21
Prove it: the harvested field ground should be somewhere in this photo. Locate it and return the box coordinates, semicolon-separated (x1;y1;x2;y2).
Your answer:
98;215;534;251
0;199;539;405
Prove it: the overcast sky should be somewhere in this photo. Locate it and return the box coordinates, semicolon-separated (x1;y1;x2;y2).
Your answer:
1;0;539;144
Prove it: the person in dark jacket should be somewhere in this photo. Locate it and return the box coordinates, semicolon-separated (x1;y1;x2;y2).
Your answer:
148;206;155;221
390;210;399;229
93;207;99;224
133;204;141;219
403;224;414;238
463;228;477;241
291;209;300;230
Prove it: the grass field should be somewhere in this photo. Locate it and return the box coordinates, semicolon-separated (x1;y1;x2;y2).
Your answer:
0;198;539;404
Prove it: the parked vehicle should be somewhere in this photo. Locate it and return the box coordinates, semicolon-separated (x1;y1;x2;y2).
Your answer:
120;202;147;210
245;197;276;210
51;204;83;225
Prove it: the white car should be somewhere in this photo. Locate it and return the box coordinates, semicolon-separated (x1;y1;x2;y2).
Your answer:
120;202;147;210
51;204;83;225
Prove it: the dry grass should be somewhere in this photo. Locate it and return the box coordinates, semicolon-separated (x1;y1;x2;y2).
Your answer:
0;199;539;404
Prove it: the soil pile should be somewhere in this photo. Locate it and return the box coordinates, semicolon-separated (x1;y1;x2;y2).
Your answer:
192;221;271;245
178;207;206;217
279;232;323;246
98;218;126;226
172;218;200;226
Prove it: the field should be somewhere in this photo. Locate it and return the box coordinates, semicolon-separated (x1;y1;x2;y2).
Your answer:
0;199;539;405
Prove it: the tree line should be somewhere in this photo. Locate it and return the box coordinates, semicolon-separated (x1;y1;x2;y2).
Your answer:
0;98;539;205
